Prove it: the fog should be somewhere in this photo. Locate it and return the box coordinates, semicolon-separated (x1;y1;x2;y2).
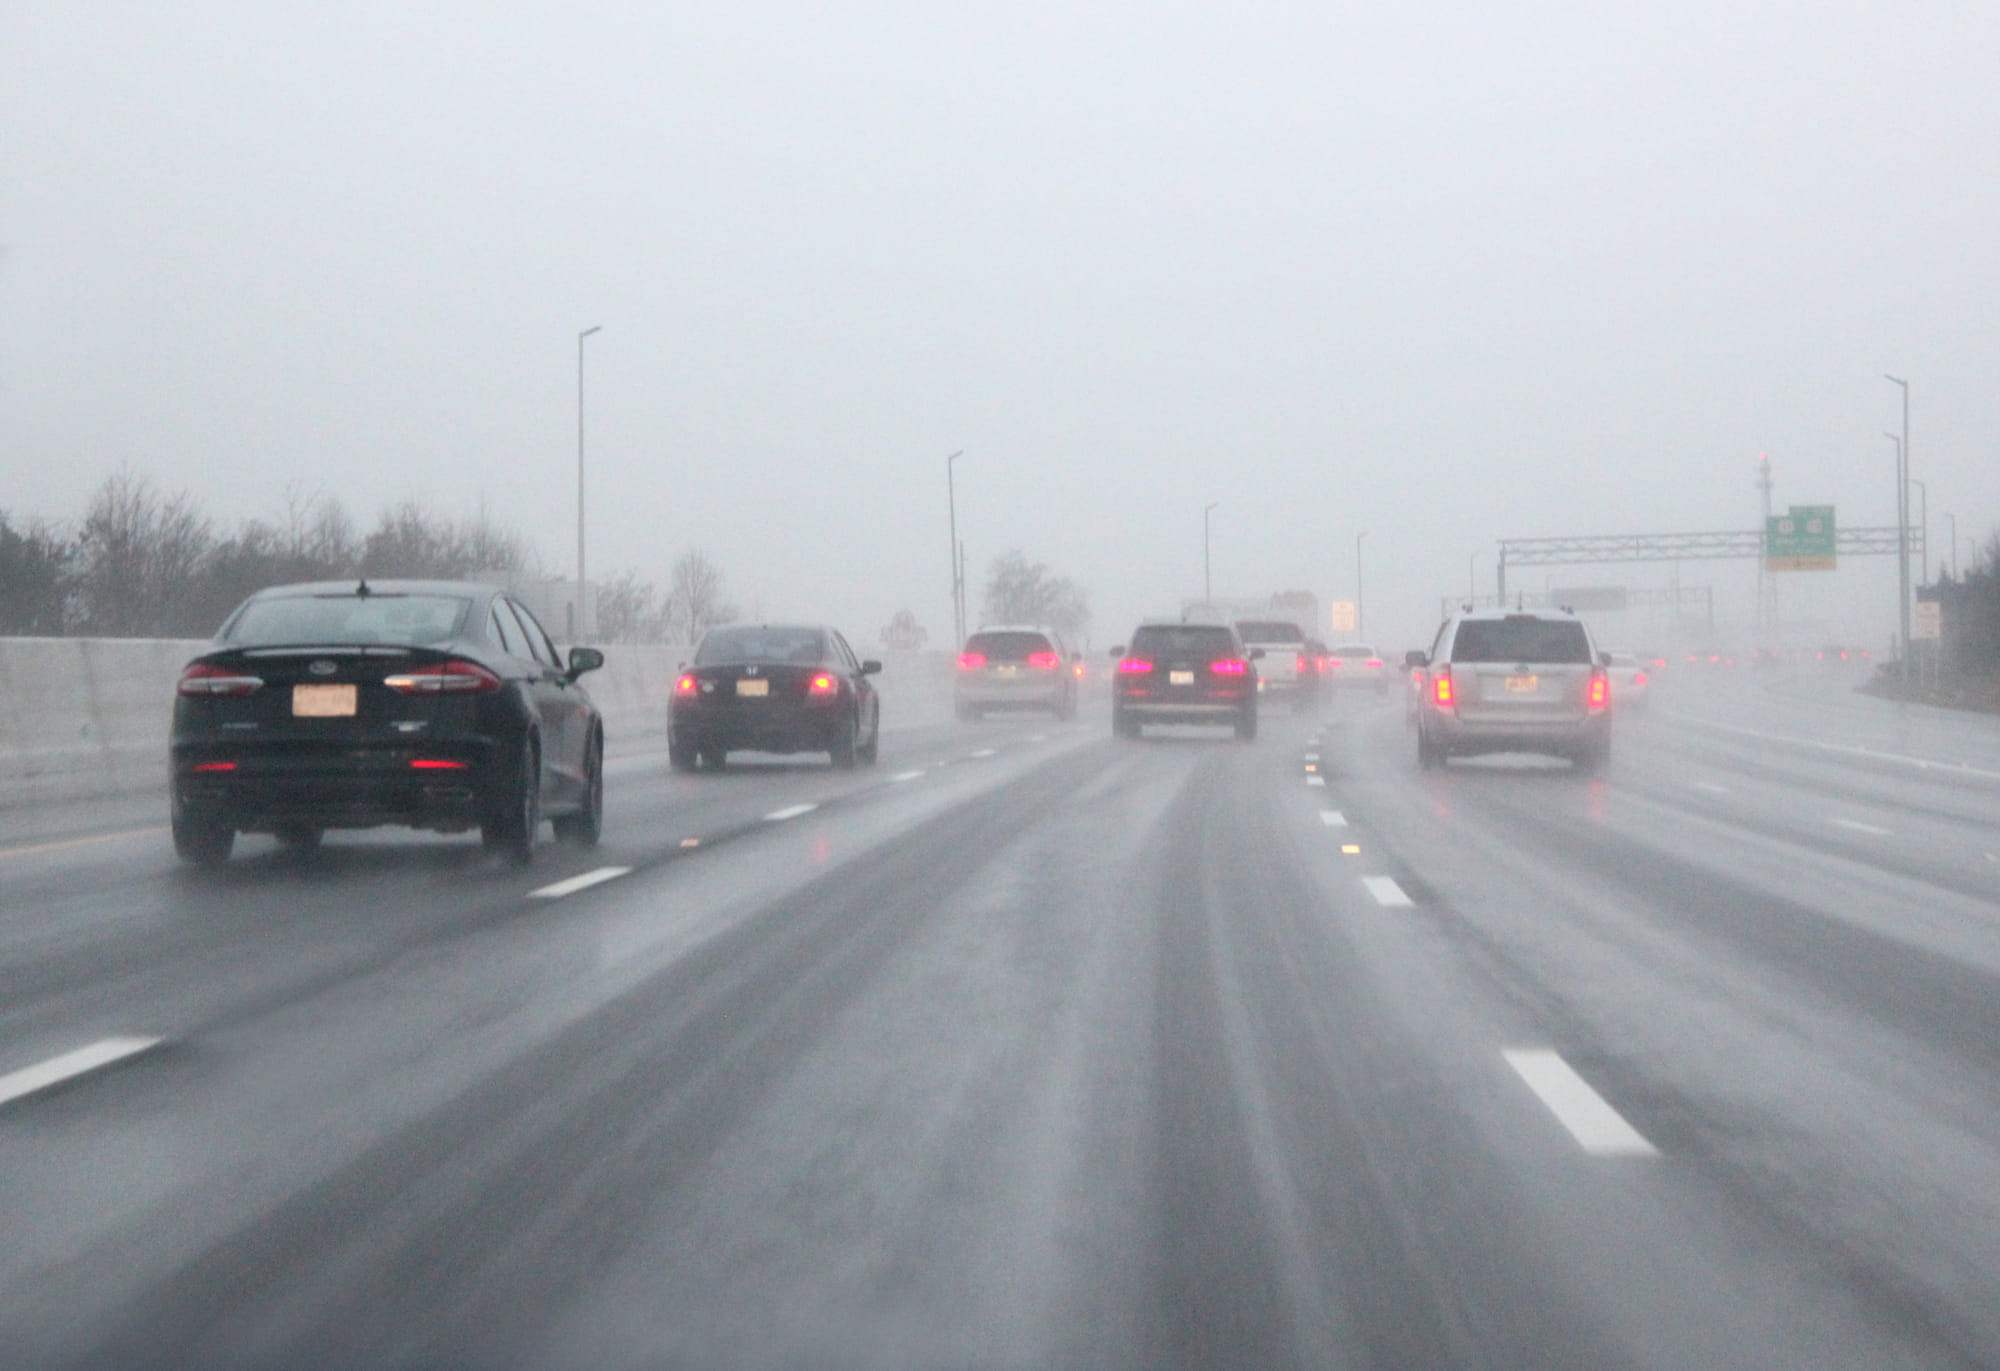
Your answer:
4;2;1996;652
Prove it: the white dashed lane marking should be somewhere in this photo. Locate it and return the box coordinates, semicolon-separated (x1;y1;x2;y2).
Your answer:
1691;781;1729;794
969;748;997;759
528;866;632;899
1831;818;1892;837
1304;752;1320;762
764;804;818;822
1306;776;1326;788
0;1037;163;1110
1362;876;1412;907
1504;1049;1660;1158
891;770;925;782
1319;811;1348;827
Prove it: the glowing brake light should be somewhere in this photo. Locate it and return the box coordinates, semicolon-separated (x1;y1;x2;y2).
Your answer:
1588;671;1609;710
1117;659;1153;674
383;660;502;694
1634;671;1649;687
1432;670;1454;707
674;673;698;696
1027;651;1060;669
190;760;237;772
1210;659;1248;675
808;672;840;697
177;663;264;697
410;758;469;770
1365;658;1383;669
1296;654;1311;672
957;652;987;670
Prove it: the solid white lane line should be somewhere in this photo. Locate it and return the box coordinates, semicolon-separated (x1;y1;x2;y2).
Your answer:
1503;1049;1660;1158
1027;734;1047;743
0;826;168;861
764;804;818;822
891;770;925;782
528;866;632;899
1362;876;1412;907
969;748;997;759
1832;818;1892;837
1304;752;1321;762
1691;781;1730;794
0;1037;163;1109
1672;716;2000;781
1306;776;1326;788
1319;810;1348;827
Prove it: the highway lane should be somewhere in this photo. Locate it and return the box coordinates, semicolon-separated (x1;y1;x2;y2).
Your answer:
0;677;1996;1368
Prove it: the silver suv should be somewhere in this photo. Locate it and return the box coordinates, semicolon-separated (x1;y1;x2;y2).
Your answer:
1407;609;1611;771
955;625;1079;720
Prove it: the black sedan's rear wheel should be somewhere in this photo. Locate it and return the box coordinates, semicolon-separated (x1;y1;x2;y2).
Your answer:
172;803;234;866
1235;707;1257;742
554;730;603;845
668;732;696;772
482;739;540;865
830;709;859;769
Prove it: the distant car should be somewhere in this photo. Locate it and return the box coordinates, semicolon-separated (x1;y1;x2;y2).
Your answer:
954;625;1079;720
1111;621;1258;740
1408;608;1611;771
1603;649;1651;709
1323;642;1389;694
670;624;881;770
1298;637;1332;704
1234;619;1309;711
170;579;606;866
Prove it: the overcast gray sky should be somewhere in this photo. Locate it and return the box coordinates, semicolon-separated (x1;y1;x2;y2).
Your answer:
4;1;1996;649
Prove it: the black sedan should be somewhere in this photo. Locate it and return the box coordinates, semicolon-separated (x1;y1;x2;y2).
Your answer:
669;624;881;770
170;579;605;865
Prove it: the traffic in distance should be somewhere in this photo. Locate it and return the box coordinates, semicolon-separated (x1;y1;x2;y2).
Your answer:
166;583;1681;866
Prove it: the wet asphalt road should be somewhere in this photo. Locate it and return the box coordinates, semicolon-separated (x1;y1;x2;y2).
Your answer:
2;667;1999;1369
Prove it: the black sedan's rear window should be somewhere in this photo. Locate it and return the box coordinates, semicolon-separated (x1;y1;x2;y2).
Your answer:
695;626;827;665
963;631;1052;661
1130;626;1240;658
224;594;472;647
1450;618;1592;664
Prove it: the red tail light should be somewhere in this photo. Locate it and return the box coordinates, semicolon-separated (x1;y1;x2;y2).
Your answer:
674;673;698;697
178;663;264;697
1210;659;1248;675
1432;670;1454;707
1588;671;1609;710
1365;658;1383;669
1634;671;1648;687
957;653;987;670
1296;654;1311;673
1326;658;1342;670
190;760;237;772
1117;659;1153;674
410;758;470;770
808;672;839;697
1027;652;1060;669
383;660;502;694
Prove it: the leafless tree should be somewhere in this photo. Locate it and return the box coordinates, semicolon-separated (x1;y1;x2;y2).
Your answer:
666;549;738;645
981;549;1089;638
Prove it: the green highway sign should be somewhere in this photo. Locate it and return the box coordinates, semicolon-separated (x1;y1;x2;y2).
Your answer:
1766;505;1836;571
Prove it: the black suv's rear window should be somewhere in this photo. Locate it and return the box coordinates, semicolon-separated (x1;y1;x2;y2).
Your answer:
1451;618;1592;664
1131;625;1240;657
695;626;827;665
963;631;1052;661
1235;621;1304;643
225;593;472;647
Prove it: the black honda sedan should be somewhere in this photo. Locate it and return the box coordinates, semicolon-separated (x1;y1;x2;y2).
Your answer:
170;580;605;865
669;624;881;770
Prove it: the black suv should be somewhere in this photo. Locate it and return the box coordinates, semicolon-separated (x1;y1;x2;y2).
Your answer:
1109;621;1259;740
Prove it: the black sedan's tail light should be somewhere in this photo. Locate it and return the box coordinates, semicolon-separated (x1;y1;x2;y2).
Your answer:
178;663;264;697
382;660;503;694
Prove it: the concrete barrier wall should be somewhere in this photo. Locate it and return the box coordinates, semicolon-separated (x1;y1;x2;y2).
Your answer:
0;638;959;810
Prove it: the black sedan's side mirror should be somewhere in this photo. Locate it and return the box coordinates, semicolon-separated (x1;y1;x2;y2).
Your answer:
1404;650;1428;669
567;646;605;678
860;659;882;675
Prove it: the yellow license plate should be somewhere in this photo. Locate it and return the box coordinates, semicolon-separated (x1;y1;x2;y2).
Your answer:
1504;675;1539;694
1170;670;1195;685
736;678;770;697
293;683;358;717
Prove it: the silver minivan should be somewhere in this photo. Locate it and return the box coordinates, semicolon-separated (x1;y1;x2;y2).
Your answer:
1407;609;1611;771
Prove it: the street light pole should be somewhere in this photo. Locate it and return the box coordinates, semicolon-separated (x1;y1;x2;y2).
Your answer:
1203;502;1219;603
1909;475;1929;586
1945;511;1958;580
1885;375;1910;684
945;451;965;646
576;325;602;641
1356;531;1369;639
